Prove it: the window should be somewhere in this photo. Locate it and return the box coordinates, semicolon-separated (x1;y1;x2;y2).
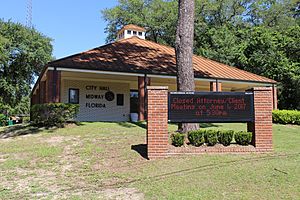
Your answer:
69;88;79;104
133;31;137;35
117;94;124;106
127;30;131;34
138;32;142;36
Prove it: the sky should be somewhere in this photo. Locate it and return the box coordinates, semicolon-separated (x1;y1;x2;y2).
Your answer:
0;0;118;59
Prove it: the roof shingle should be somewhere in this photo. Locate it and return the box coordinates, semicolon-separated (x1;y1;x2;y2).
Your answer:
50;36;276;83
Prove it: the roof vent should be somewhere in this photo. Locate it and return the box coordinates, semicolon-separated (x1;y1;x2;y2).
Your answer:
117;24;146;40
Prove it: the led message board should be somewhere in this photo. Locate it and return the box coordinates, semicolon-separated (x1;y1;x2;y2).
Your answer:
168;92;254;122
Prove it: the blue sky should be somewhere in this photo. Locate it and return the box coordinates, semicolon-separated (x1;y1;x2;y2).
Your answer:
0;0;118;59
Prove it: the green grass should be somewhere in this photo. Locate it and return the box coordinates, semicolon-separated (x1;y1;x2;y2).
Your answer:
0;122;299;199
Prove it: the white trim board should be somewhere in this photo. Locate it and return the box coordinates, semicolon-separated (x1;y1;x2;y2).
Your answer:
48;67;273;86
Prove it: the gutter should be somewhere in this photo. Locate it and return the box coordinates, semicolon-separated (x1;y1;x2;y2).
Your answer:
49;67;276;85
31;66;277;96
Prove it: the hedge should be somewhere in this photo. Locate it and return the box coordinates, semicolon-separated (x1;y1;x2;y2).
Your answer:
187;130;205;146
204;130;218;146
272;110;300;125
172;129;253;147
171;132;185;147
31;103;79;127
217;130;234;146
234;131;252;146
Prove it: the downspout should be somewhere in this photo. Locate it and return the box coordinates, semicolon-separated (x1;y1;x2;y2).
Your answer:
272;83;277;110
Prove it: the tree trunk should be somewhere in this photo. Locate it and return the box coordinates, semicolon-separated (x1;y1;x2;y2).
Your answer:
175;0;199;133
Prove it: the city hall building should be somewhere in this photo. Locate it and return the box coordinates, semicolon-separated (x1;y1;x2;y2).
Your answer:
31;24;277;122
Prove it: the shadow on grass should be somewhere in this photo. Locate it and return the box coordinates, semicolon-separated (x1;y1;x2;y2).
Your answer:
117;122;136;128
200;123;220;128
72;121;86;126
0;122;85;139
116;121;147;129
131;144;148;160
0;124;45;139
79;121;145;129
132;121;146;129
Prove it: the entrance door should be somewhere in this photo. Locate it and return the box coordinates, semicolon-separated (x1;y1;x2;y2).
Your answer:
130;90;138;113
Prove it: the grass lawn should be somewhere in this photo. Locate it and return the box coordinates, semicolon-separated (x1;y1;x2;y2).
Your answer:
0;122;299;199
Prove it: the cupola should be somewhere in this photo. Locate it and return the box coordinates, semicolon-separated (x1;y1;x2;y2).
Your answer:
117;24;146;40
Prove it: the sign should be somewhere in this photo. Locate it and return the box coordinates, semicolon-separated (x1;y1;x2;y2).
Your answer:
168;92;254;122
84;85;114;108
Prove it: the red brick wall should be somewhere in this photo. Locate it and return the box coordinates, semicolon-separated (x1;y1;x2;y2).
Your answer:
54;71;61;102
147;86;169;159
146;86;273;158
45;70;61;103
247;87;273;151
31;93;39;105
39;81;46;103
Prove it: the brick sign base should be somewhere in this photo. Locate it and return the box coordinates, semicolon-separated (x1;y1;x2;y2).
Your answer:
146;86;273;159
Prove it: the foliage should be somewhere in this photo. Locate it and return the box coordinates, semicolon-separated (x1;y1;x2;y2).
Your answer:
0;97;12;115
217;130;234;146
22;116;30;124
234;131;252;145
204;129;218;146
102;0;300;109
187;130;205;146
171;132;185;147
272;110;300;125
31;103;79;127
0;113;7;126
0;20;53;114
102;0;177;45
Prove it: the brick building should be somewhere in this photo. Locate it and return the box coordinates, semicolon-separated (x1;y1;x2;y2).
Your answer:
31;24;277;122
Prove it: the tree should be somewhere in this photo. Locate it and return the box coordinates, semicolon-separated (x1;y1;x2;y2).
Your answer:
246;0;298;28
175;0;199;132
102;0;178;45
102;0;300;110
0;20;53;115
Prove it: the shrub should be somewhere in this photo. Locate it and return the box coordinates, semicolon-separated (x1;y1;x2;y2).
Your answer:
171;132;185;147
0;114;7;126
31;103;79;127
218;130;234;146
22;116;30;123
188;130;205;146
272;110;300;125
234;131;252;145
205;130;218;146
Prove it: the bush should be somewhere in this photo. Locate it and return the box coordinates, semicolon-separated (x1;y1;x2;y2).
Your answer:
171;132;185;147
0;114;7;126
218;130;234;146
22;116;30;123
31;103;79;127
234;131;252;145
272;110;300;125
188;130;205;146
204;130;218;146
